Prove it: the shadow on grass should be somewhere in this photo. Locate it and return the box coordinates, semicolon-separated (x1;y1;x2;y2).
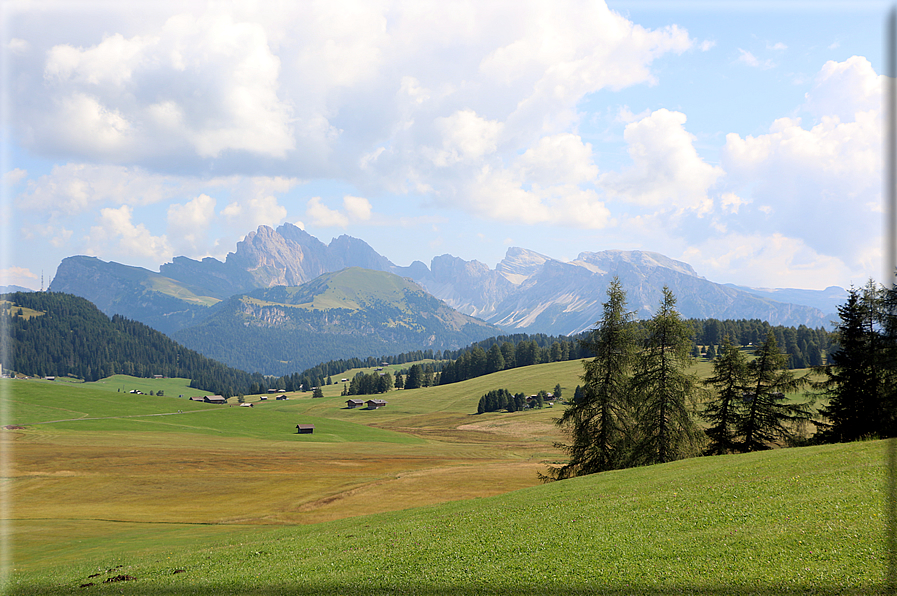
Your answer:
8;583;885;595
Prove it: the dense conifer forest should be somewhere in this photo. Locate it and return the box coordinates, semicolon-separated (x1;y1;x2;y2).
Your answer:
2;292;266;397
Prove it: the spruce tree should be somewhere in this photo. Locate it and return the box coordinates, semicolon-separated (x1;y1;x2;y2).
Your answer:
547;277;635;480
702;337;749;454
737;332;813;451
816;283;888;441
628;287;702;465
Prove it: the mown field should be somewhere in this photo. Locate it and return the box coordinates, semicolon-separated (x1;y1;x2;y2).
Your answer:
2;360;884;594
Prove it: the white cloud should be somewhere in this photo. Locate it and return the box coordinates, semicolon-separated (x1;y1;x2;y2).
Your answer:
720;192;748;214
516;133;599;187
6;38;29;55
682;232;855;290
699;40;716;52
600;109;723;211
304;195;374;228
17;164;183;215
4;168;27;187
86;205;173;262
221;194;287;230
767;42;787;51
305;197;349;228
26;11;296;163
736;48;774;69
721;56;882;281
343;195;372;221
167;194;216;253
429;109;503;166
803;55;881;121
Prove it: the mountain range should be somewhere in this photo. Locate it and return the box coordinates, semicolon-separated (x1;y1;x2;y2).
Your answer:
48;223;844;373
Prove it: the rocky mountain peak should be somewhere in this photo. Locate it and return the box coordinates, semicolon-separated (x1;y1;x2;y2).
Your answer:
496;247;553;284
573;250;700;278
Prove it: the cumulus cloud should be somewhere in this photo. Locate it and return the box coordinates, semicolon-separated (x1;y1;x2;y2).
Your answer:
86;205;173;262
600;109;723;212
16;164;190;215
167;194;216;253
682;232;856;290
343;195;372;221
802;55;881;121
304;195;374;228
428;109;503;166
720;56;882;281
25;12;296;164
221;194;287;230
10;1;694;188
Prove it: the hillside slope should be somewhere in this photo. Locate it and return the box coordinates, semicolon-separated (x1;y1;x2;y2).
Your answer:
172;267;501;375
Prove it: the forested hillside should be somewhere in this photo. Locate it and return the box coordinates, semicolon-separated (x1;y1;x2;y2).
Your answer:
2;292;265;397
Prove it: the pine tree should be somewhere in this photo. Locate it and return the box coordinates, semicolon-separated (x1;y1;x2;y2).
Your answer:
405;364;422;389
737;332;813;451
547;278;635;480
816;283;888;441
628;287;702;465
702;337;749;454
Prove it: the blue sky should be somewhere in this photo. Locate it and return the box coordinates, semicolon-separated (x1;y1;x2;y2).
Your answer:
1;0;890;292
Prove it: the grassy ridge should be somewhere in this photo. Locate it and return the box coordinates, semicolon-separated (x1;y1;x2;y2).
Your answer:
7;440;885;595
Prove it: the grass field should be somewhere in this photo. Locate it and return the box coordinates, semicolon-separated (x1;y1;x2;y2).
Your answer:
2;360;883;594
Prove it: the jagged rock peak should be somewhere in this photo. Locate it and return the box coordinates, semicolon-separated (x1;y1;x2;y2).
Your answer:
574;250;700;278
496;247;553;284
430;254;491;281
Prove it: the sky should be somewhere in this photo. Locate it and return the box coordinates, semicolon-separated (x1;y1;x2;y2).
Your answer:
0;0;891;292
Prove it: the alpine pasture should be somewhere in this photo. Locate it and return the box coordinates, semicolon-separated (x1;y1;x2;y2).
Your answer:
2;360;886;594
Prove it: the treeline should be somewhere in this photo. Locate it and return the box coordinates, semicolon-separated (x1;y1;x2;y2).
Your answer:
343;370;393;396
276;349;442;393
477;388;557;413
3;292;265;397
687;318;832;369
275;322;831;395
548;278;897;482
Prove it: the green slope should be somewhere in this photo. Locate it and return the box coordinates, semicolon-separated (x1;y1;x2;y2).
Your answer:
173;268;500;376
9;439;885;594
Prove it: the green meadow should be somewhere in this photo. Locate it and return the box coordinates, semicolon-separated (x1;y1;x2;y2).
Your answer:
1;360;886;594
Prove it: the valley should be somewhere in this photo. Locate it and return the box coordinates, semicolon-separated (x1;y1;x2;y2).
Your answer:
3;363;884;594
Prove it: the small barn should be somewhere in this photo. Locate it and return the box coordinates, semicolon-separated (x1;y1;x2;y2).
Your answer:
240;402;254;408
203;395;227;404
296;424;315;434
189;396;205;402
366;399;387;409
346;399;365;409
259;396;268;400
276;394;289;400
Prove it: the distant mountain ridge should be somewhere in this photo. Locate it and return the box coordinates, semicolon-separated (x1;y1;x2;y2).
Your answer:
50;223;841;343
171;267;500;375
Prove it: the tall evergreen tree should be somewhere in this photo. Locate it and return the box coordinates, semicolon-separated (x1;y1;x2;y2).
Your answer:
628;287;702;465
737;332;813;451
702;337;749;454
814;285;886;441
546;278;635;480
